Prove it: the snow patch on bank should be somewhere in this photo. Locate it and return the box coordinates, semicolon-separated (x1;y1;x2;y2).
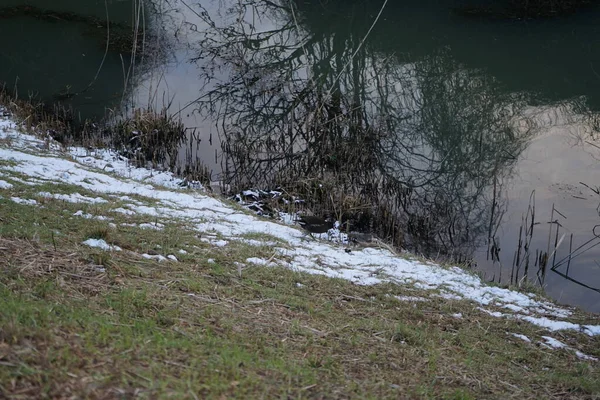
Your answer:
82;238;122;252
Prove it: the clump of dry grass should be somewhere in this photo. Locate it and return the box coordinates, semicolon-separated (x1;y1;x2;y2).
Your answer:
111;108;186;170
0;237;112;297
0;86;83;145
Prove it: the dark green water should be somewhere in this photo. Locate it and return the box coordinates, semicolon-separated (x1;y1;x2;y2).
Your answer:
3;0;600;313
0;0;140;119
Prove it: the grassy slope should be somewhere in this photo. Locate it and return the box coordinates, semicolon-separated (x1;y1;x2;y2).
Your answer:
0;164;599;399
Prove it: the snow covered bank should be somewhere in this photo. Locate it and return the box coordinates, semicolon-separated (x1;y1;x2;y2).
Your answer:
1;114;599;337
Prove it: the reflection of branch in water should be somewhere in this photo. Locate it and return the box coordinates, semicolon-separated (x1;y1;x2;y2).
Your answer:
551;225;600;271
496;194;600;294
542;184;600;292
580;181;600;195
504;190;538;286
188;0;531;260
539;180;600;292
551;267;600;294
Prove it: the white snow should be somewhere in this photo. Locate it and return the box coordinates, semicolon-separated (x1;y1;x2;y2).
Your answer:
69;146;203;191
395;295;429;302
506;333;597;361
139;222;164;230
1;118;600;337
539;336;598;361
74;210;94;219
246;257;274;266
242;189;260;198
478;307;506;318
0;179;13;189
437;292;463;301
502;303;529;314
38;191;107;204
111;195;144;205
73;210;112;220
519;315;588;334
509;333;532;343
82;238;122;251
142;254;168;262
10;197;37;205
541;336;567;349
574;350;598;361
242;238;278;247
113;207;137;215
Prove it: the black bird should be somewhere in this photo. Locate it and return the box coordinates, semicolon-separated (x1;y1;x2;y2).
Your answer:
295;215;334;238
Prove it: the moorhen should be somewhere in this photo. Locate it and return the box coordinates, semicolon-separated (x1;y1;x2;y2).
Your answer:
295;215;334;238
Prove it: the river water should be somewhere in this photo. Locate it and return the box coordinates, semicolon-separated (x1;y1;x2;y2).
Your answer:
2;0;600;313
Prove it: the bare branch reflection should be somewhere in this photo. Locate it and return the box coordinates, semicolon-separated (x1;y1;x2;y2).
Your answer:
189;0;534;261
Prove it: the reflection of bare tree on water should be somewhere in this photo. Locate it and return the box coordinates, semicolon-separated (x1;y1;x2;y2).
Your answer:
498;189;600;294
484;100;600;293
189;0;532;261
380;52;532;259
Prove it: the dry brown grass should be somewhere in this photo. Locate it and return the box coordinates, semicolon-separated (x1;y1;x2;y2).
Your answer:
0;237;111;292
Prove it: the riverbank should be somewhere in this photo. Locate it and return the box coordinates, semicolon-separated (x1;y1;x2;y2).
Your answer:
1;109;599;398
